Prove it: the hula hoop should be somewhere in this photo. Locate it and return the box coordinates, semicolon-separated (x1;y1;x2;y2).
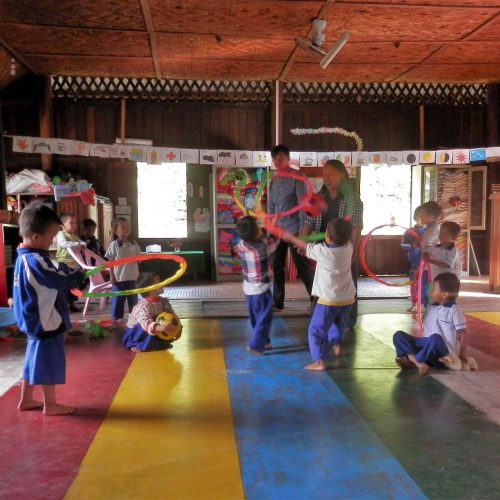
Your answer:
359;224;422;287
72;254;187;298
416;259;432;334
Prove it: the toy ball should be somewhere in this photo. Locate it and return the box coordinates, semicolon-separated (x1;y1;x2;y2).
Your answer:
52;175;62;185
156;312;182;341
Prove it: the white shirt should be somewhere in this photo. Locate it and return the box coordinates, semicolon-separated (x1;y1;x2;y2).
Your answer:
105;239;142;282
422;222;440;250
427;244;461;279
306;242;355;305
423;302;466;354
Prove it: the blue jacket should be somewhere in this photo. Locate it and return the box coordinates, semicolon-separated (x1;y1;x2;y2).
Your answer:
13;247;84;340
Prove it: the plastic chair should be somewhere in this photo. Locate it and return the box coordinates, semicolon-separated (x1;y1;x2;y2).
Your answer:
67;245;112;316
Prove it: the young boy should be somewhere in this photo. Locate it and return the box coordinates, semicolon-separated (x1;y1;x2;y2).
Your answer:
423;221;462;280
393;272;468;375
281;218;356;371
56;213;85;312
80;218;105;258
418;201;442;306
401;206;425;312
13;203;84;415
235;216;278;355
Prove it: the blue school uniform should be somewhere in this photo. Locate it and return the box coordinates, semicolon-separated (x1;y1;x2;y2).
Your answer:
122;296;175;352
13;246;84;385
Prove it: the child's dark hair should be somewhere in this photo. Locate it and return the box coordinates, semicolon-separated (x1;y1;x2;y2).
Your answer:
441;221;461;239
270;144;290;158
136;272;160;297
413;206;422;222
420;201;441;219
325;218;352;246
323;159;349;180
82;218;97;229
19;203;61;237
434;272;460;299
60;212;74;224
236;216;259;242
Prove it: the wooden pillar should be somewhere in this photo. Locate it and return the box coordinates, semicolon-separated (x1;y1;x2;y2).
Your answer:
271;81;283;146
39;75;53;172
419;104;425;149
86;106;98;184
487;84;498;147
0;101;7;210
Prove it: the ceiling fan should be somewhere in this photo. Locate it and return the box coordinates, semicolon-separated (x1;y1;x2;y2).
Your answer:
296;19;349;69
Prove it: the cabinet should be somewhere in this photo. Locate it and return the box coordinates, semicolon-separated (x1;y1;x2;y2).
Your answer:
489;193;500;291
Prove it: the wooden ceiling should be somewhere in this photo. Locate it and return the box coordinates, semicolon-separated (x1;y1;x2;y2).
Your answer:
0;0;500;89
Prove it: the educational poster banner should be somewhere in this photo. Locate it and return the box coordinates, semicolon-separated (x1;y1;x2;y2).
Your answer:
335;152;352;167
299;152;317;167
12;136;33;153
453;149;470;164
180;149;200;164
199;150;218;165
386;152;403;166
436;150;453;165
109;144;130;159
419;151;436;164
234;150;253;167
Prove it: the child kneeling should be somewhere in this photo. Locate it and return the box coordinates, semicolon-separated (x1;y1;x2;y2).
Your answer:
393;272;471;375
281;218;356;371
123;272;181;352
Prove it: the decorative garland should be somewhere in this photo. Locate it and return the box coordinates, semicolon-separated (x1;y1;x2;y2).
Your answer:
289;127;364;152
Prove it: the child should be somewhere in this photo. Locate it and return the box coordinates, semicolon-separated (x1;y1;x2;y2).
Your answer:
105;217;141;322
281;218;356;371
13;203;84;415
80;218;105;258
423;221;462;280
123;272;181;352
419;201;442;306
401;206;425;312
393;272;468;375
235;216;278;355
56;213;85;312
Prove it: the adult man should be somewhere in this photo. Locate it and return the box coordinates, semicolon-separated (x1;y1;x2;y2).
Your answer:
268;144;313;310
300;159;363;326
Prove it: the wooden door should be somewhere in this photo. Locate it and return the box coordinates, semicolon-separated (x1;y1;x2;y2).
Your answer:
98;204;114;250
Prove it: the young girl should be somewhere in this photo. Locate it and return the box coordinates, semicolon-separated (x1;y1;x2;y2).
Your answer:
105;217;141;322
122;272;181;352
401;206;425;312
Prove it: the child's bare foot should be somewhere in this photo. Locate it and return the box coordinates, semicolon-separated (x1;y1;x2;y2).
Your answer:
332;344;341;357
439;355;452;367
246;346;264;356
18;399;44;411
43;403;76;416
304;360;326;371
395;356;414;370
130;347;139;353
407;304;416;313
416;362;429;375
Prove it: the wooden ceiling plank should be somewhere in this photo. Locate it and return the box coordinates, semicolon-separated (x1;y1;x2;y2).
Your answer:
463;10;500;39
139;0;162;79
279;0;337;81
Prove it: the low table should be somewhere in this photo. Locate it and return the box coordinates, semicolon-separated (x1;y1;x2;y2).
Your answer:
139;251;206;282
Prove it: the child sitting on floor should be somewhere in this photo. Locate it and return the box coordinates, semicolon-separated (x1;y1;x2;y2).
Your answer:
393;272;470;375
123;272;181;352
280;218;356;371
401;206;425;312
235;216;278;355
14;203;85;415
423;221;462;280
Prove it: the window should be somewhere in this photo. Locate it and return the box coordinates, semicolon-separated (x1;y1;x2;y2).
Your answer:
137;162;187;238
360;164;413;235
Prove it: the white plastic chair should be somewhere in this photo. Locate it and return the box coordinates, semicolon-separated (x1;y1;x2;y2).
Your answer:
67;245;112;316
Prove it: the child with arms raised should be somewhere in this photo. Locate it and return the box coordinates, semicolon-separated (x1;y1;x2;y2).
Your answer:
393;272;470;375
105;217;141;323
123;272;181;352
235;216;278;355
280;218;355;371
14;203;84;415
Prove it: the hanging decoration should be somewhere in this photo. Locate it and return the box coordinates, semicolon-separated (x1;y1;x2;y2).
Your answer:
289;127;364;152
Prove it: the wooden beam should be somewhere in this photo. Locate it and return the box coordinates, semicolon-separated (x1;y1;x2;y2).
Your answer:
39;75;53;173
139;0;162;79
0;34;37;74
419;104;425;150
278;0;337;81
271;81;283;146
